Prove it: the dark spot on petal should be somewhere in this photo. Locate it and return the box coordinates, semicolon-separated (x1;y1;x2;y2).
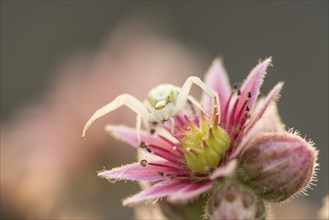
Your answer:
152;121;158;126
146;147;152;153
246;106;250;111
244;113;251;120
140;159;147;167
139;142;146;148
237;89;241;96
150;128;156;134
158;172;164;176
247;91;252;98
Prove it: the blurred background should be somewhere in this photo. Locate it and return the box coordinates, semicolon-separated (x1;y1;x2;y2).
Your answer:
1;1;328;219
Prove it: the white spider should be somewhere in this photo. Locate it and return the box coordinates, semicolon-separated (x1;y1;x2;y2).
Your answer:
82;76;220;142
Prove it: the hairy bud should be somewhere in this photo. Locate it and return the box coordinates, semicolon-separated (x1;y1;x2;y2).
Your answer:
206;181;266;220
158;198;207;220
238;132;317;202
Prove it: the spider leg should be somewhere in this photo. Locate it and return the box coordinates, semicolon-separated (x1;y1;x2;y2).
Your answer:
136;114;142;144
174;86;206;114
143;100;153;111
82;94;153;139
174;76;220;119
187;95;206;114
143;99;159;134
170;117;176;134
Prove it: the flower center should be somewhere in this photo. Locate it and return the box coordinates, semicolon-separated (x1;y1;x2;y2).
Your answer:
181;113;231;173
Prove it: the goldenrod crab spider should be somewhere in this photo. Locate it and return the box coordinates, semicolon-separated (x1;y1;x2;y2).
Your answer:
82;76;220;143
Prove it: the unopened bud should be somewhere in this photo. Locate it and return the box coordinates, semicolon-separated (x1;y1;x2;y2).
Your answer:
158;198;207;220
206;181;266;220
238;132;317;202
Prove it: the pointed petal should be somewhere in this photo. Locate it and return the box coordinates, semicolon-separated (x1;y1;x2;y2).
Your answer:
106;125;171;149
168;180;213;203
122;180;190;206
245;82;284;134
210;159;238;180
98;161;179;182
201;58;231;114
231;82;284;159
236;102;284;157
238;57;272;112
107;125;186;165
256;101;284;133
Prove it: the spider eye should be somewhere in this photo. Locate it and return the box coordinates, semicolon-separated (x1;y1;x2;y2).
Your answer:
154;100;167;110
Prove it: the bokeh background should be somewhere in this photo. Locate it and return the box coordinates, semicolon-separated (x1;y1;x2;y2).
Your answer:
1;1;328;219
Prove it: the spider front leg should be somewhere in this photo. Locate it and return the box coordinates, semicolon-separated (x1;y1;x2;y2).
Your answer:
82;94;153;143
174;76;220;120
169;117;176;134
187;95;206;114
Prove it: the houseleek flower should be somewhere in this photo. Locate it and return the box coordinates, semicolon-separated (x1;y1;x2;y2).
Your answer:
86;57;318;219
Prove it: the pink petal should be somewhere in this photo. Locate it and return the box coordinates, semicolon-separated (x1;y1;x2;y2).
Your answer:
201;58;231;115
244;82;284;135
210;159;238;180
106;125;171;149
237;57;272;113
147;144;186;165
255;102;284;133
106;125;185;164
122;180;190;206
230;82;284;159
163;108;200;135
236;102;284;155
98;161;179;182
168;180;213;203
